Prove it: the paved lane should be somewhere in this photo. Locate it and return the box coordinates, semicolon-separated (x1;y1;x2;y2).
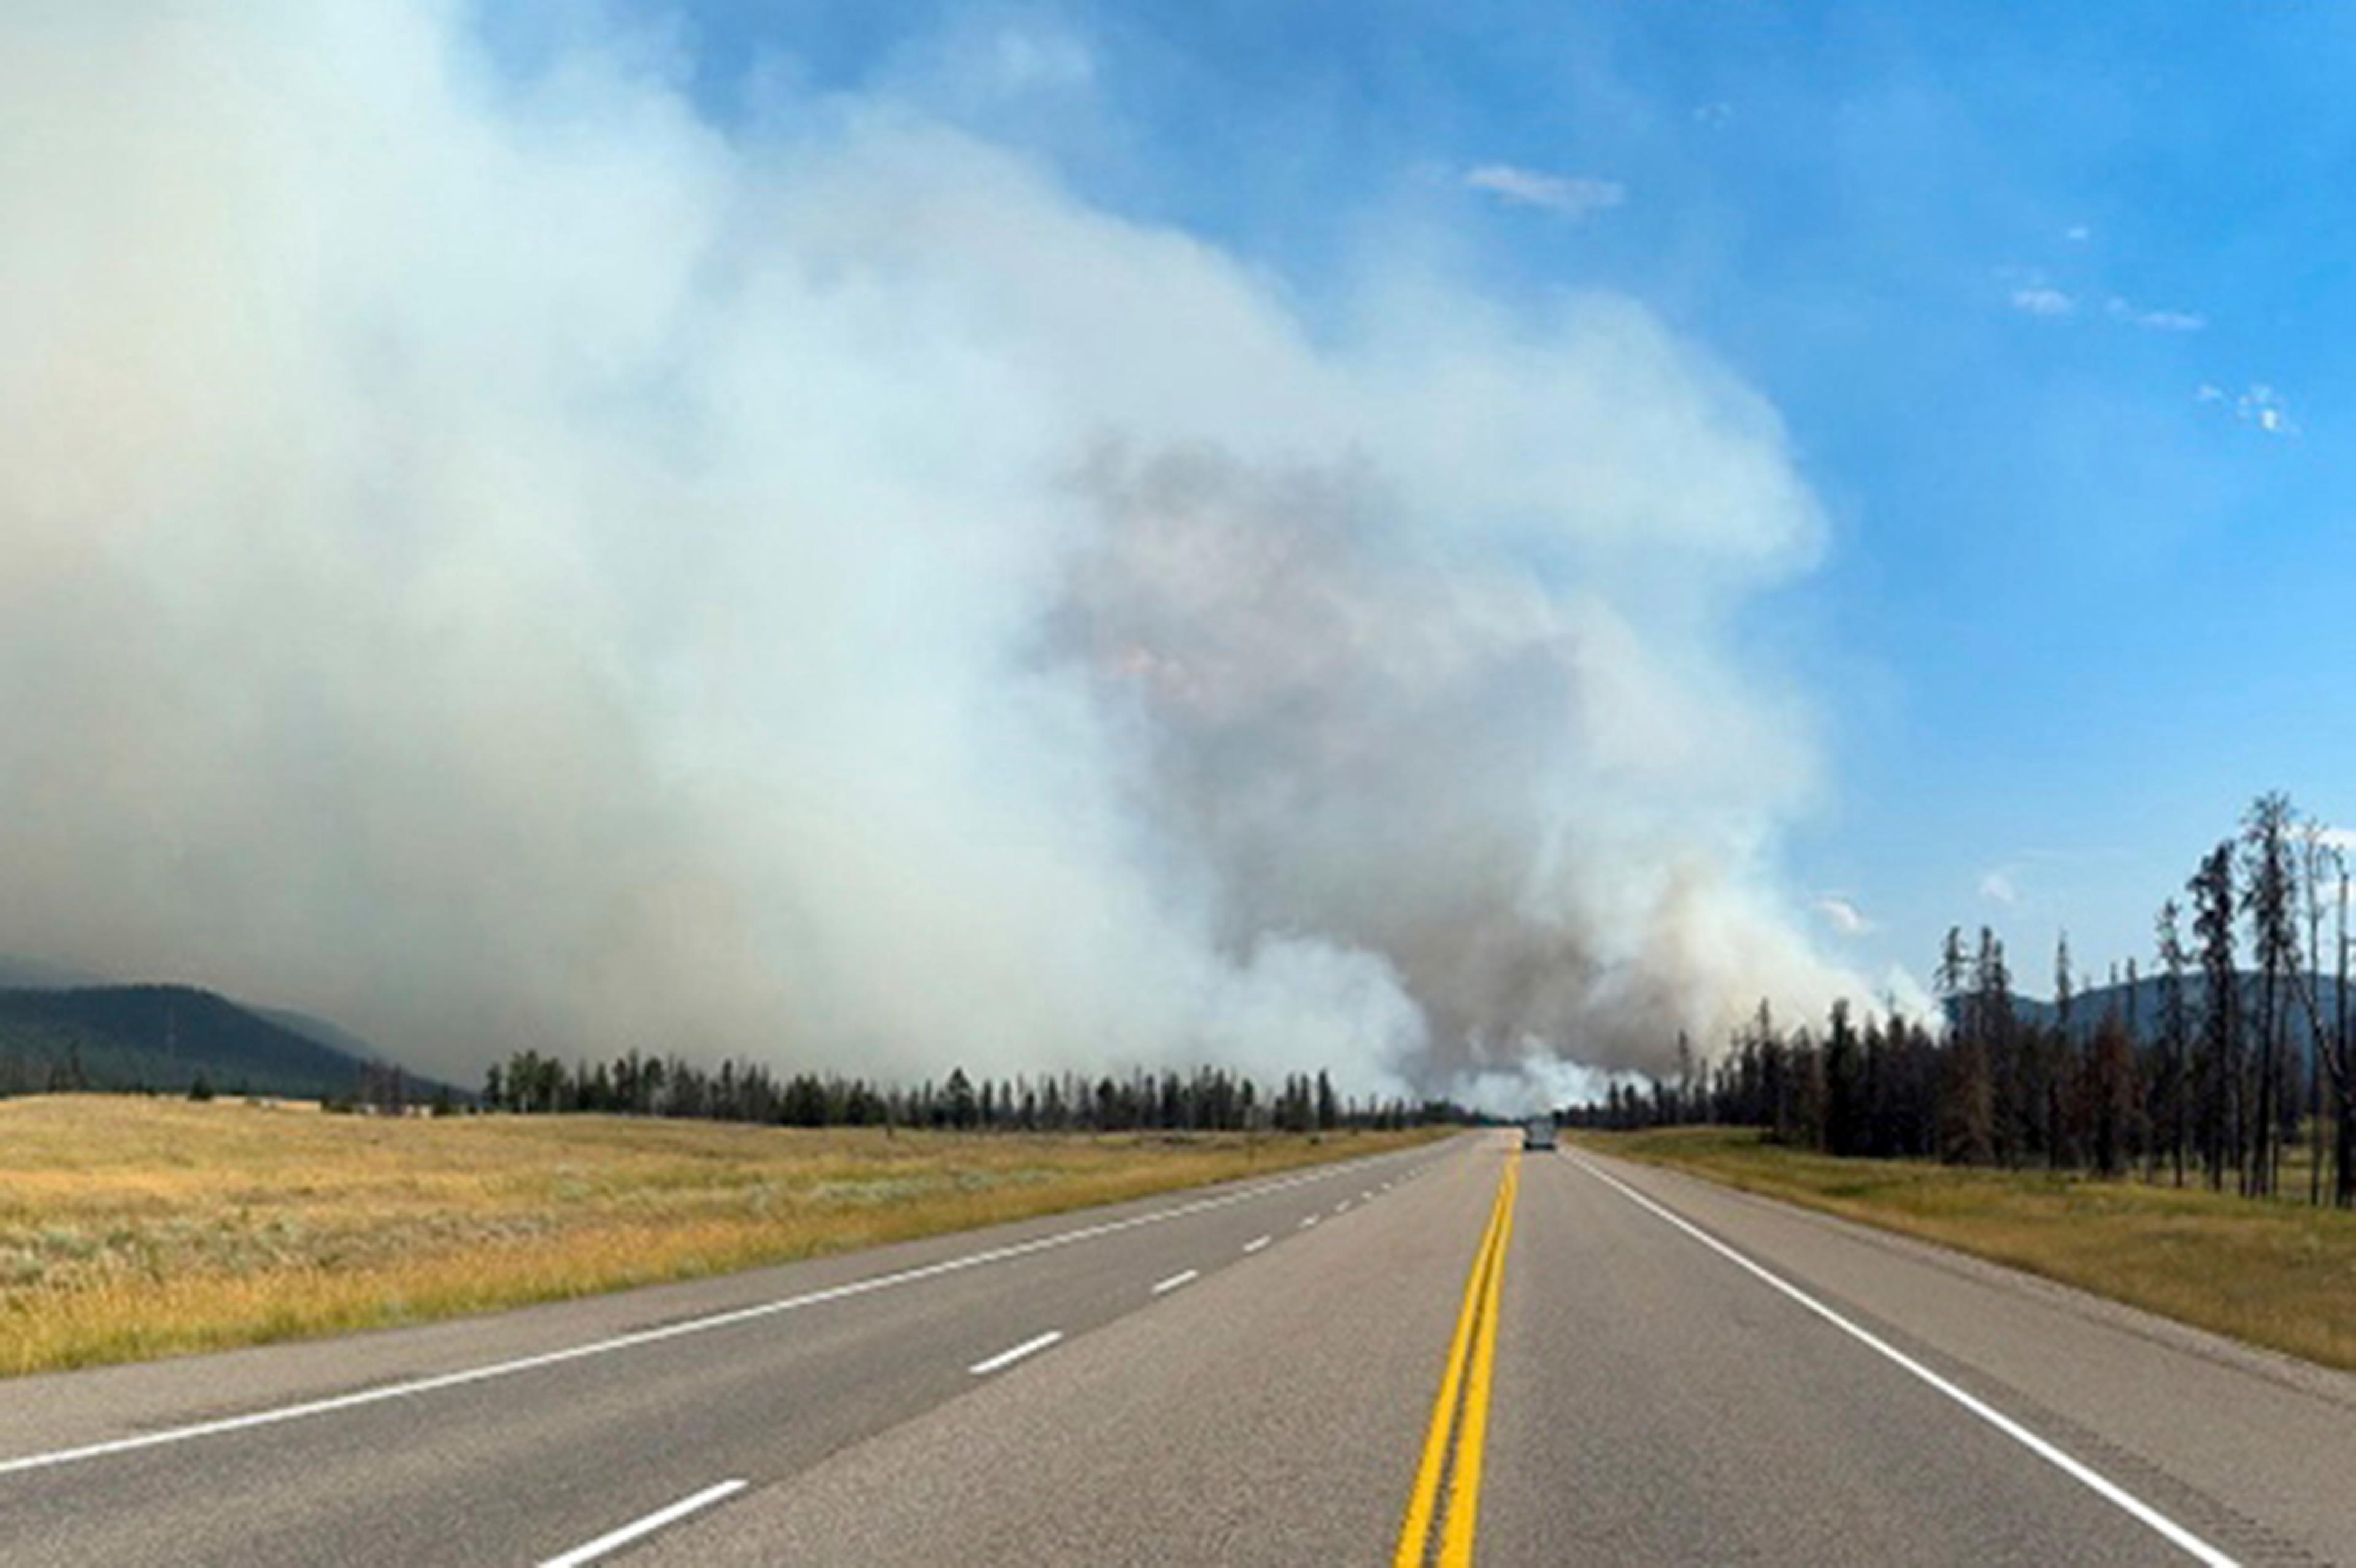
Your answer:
1482;1150;2184;1564
8;1131;2356;1565
1540;1149;2356;1565
0;1140;1446;1568
633;1128;1509;1567
658;1135;2295;1567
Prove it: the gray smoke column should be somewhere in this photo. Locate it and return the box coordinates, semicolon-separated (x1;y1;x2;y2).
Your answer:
1055;442;1852;1102
0;2;1869;1104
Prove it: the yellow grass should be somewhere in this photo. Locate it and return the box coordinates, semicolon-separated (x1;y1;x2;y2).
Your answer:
0;1096;1442;1377
1579;1126;2356;1371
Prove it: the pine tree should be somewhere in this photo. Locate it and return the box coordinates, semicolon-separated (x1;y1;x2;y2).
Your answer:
1824;1000;1862;1155
2190;843;2240;1191
2335;855;2355;1207
2297;818;2335;1205
944;1067;977;1130
2154;901;2192;1186
1938;934;1997;1164
2086;1010;2136;1178
2049;931;2076;1166
2242;793;2298;1197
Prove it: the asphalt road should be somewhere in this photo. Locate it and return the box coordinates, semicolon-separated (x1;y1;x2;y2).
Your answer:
4;1132;2355;1565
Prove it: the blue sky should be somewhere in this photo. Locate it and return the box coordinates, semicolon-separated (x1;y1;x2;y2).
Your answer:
498;0;2356;1001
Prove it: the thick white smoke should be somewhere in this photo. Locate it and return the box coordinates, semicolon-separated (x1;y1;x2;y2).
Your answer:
0;2;1867;1104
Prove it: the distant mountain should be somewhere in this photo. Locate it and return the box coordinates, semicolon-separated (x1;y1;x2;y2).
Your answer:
1957;972;2353;1057
0;984;443;1101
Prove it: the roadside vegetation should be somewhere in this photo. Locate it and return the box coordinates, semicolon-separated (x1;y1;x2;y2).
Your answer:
1579;1124;2356;1371
0;1096;1442;1377
1569;794;2356;1210
1559;790;2356;1372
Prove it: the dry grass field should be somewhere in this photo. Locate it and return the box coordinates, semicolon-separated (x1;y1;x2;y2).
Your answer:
1579;1126;2356;1371
0;1096;1441;1377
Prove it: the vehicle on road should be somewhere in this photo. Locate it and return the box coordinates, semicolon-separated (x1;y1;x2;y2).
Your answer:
1522;1116;1557;1152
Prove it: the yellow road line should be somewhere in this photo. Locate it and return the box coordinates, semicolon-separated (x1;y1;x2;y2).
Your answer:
1439;1155;1515;1567
1393;1161;1507;1566
1394;1145;1519;1567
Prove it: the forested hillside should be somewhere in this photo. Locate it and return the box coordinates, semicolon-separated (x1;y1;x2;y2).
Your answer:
0;985;413;1100
1999;974;2349;1058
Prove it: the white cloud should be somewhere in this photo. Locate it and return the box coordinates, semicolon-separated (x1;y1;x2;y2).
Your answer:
2106;296;2204;332
1464;164;1626;218
0;1;1861;1104
2065;224;2092;244
1979;870;2020;905
1692;102;1736;129
2201;382;2296;436
1813;896;1873;936
2008;280;2204;332
2239;384;2296;435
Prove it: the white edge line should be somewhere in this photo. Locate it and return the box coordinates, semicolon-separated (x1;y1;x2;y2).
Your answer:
968;1329;1063;1375
1568;1156;2238;1568
1150;1269;1199;1296
0;1148;1419;1479
1242;1236;1271;1254
537;1478;747;1568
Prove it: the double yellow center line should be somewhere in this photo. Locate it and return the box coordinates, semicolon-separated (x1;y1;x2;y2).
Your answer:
1394;1147;1520;1567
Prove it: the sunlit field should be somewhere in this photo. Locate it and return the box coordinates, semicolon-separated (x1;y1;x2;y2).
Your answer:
0;1096;1441;1377
1581;1126;2356;1371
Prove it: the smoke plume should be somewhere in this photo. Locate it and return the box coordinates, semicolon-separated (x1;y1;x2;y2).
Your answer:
0;2;1868;1104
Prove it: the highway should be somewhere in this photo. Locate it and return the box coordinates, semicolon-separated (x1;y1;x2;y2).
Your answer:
3;1133;2354;1565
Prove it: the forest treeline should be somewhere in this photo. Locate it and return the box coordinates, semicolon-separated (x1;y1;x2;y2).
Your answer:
479;1051;1459;1134
1569;791;2356;1207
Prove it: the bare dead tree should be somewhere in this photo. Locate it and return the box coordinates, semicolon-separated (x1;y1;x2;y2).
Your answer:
2190;843;2239;1192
